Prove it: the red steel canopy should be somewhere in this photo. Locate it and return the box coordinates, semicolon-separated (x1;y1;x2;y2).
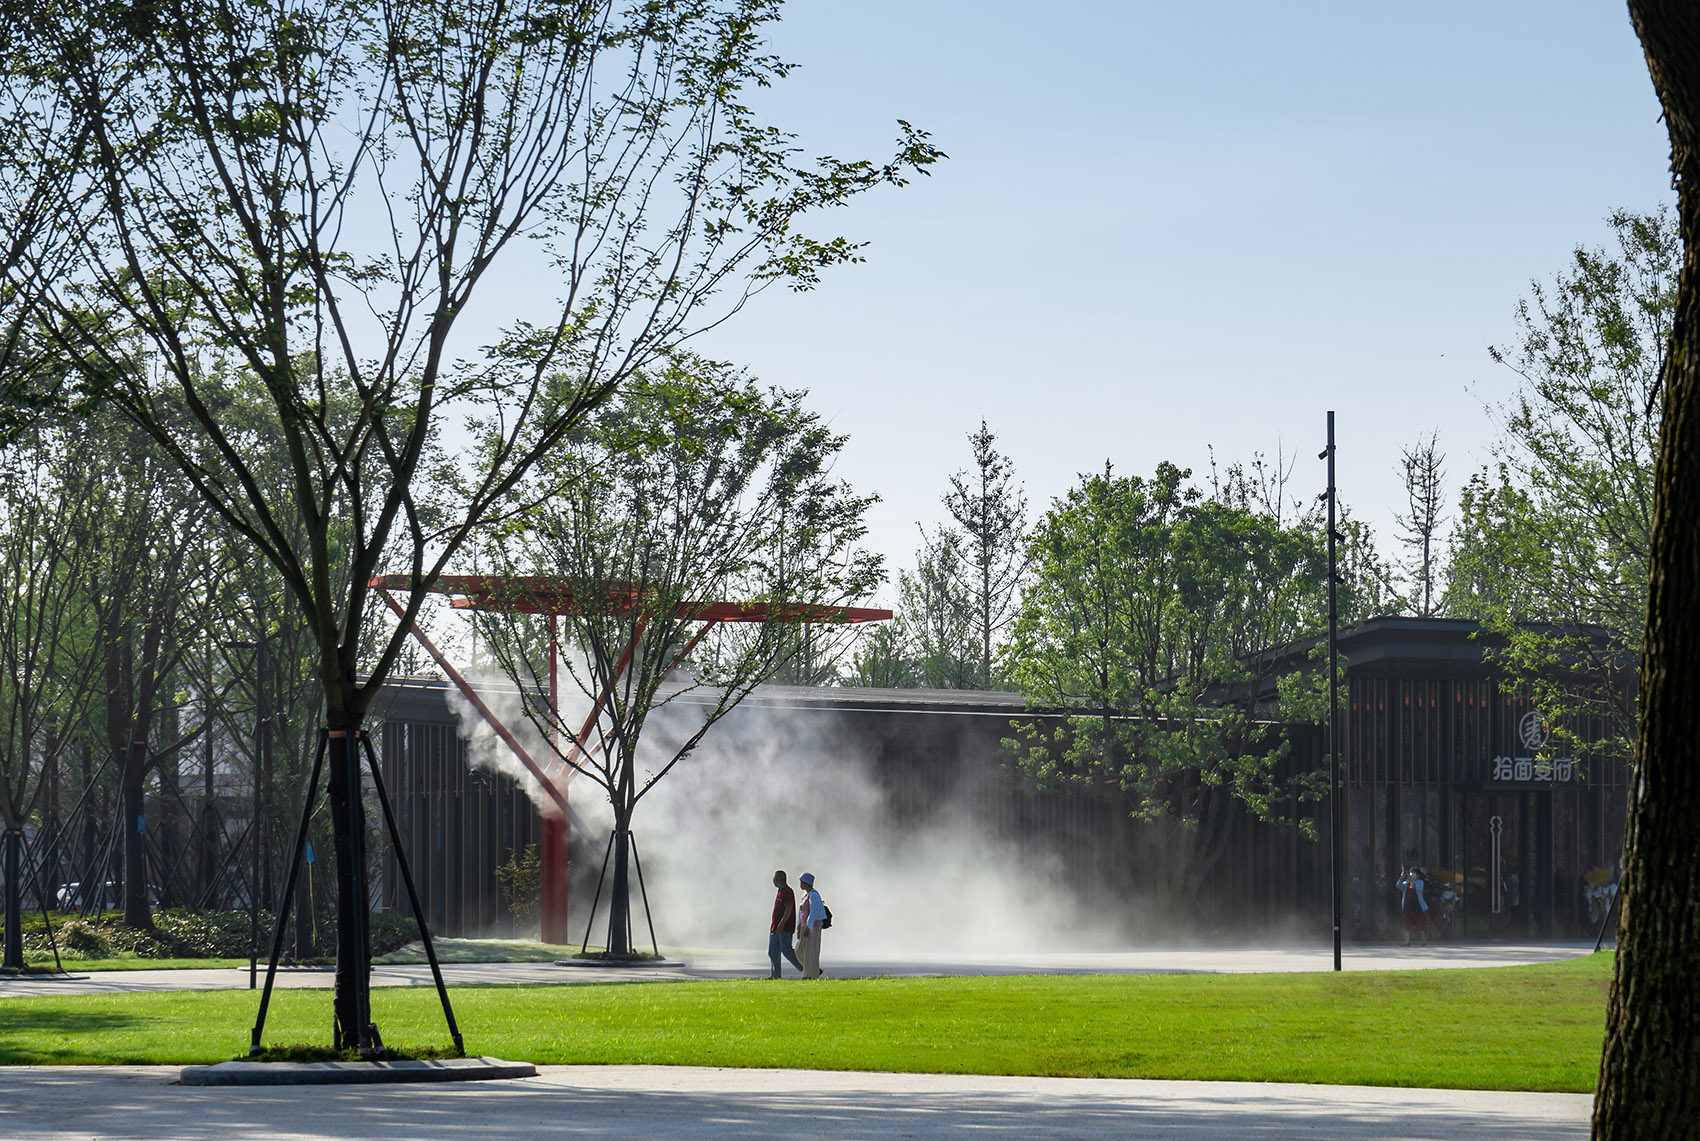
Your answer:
371;572;888;944
370;574;892;624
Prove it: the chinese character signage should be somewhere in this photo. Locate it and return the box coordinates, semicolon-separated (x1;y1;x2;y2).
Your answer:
1488;754;1580;784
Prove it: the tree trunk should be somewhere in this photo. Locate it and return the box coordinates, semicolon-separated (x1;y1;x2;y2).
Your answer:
156;741;180;909
3;826;22;969
1597;6;1700;1136
607;805;633;956
120;740;149;927
200;725;216;908
325;719;373;1052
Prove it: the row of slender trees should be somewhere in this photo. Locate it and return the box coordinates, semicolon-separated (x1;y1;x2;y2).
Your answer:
0;403;339;965
0;0;1689;1119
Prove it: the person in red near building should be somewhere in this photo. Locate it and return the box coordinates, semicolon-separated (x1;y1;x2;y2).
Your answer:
768;870;804;978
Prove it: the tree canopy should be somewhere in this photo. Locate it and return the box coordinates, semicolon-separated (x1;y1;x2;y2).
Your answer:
1445;207;1675;762
467;354;881;953
0;0;937;1047
1003;459;1358;909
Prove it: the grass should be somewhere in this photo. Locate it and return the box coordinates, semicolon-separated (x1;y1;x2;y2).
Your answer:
7;934;571;972
0;955;1612;1091
10;957;253;973
374;937;581;965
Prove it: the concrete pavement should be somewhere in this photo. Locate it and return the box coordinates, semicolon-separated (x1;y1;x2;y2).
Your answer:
0;940;1598;996
0;1064;1592;1140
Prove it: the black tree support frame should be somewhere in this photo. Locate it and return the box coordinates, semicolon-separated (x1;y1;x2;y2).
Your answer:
27;830;66;973
1;828;68;973
10;747;119;973
250;729;463;1057
361;732;463;1055
579;829;660;958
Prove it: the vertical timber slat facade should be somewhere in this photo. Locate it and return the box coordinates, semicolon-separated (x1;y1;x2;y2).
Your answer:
374;619;1626;941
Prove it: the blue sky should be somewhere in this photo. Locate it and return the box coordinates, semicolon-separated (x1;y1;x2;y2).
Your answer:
690;1;1673;604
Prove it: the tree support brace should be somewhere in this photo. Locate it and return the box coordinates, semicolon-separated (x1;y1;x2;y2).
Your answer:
250;730;464;1058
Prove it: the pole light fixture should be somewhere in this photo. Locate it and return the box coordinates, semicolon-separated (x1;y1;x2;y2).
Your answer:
1320;412;1343;972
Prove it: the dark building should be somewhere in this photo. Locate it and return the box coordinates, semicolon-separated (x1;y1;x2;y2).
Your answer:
372;618;1626;943
373;681;550;937
1336;617;1628;942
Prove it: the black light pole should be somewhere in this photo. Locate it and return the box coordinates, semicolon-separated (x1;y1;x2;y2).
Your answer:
1320;411;1343;972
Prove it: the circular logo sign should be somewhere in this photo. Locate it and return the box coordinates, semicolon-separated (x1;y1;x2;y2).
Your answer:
1518;711;1550;751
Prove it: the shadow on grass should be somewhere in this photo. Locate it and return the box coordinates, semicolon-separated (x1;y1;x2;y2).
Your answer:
0;1006;146;1064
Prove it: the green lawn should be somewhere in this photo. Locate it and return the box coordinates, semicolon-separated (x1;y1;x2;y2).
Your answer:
374;937;582;964
9;957;255;972
0;955;1612;1091
5;935;577;972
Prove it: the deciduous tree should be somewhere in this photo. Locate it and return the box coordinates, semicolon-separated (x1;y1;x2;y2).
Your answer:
0;419;101;966
943;422;1028;688
1394;431;1446;616
1005;461;1330;912
1595;5;1700;1136
1445;209;1673;764
0;0;936;1048
470;357;880;955
895;524;978;689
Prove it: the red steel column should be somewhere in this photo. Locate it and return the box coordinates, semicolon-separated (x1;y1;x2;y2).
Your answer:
541;617;569;945
540;805;570;945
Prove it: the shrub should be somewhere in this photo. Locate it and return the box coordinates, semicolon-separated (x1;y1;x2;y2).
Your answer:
25;910;271;960
369;912;419;956
99;923;170;958
22;908;416;960
495;843;543;927
55;919;109;958
152;910;272;958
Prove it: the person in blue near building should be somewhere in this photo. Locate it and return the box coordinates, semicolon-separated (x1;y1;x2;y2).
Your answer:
797;871;825;979
1397;865;1429;946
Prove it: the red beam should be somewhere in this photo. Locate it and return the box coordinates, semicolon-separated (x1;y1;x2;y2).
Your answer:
375;589;568;817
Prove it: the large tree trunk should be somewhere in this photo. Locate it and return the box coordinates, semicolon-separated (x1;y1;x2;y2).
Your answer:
120;617;165;929
120;740;148;927
199;726;216;908
325;715;373;1052
1596;6;1700;1136
3;825;22;969
607;803;634;956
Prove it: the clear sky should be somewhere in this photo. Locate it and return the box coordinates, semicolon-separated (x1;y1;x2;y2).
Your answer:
687;1;1673;606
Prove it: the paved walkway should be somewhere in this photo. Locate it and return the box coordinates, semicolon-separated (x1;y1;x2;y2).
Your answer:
0;940;1598;996
0;1064;1591;1140
0;944;1600;1138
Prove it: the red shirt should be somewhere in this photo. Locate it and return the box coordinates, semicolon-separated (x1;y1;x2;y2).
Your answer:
771;885;797;933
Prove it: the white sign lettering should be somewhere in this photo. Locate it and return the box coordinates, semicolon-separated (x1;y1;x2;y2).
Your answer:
1487;755;1582;784
1518;711;1551;751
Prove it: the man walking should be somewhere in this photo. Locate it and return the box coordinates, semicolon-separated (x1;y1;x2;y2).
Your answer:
797;871;824;979
768;871;803;978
